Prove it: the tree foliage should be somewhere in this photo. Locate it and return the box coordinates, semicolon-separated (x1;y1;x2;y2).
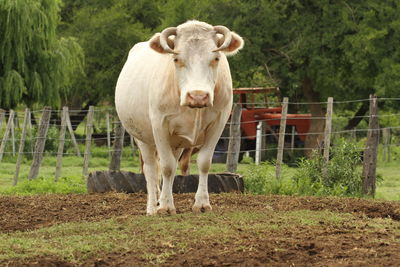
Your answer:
0;0;84;109
2;0;399;137
59;0;162;107
58;0;400;105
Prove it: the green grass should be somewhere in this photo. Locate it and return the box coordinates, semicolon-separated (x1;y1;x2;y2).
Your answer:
0;209;363;263
376;162;400;201
375;144;400;200
0;145;141;195
0;144;398;200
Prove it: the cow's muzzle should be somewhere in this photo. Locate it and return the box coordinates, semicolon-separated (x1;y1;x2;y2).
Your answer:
186;90;210;108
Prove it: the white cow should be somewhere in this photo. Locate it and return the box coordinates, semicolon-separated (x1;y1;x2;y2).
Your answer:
115;20;244;215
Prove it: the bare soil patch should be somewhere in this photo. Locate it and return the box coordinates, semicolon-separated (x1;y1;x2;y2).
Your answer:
1;193;399;266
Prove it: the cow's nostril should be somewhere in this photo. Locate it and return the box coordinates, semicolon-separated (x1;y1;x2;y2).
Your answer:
186;91;210;108
188;91;209;101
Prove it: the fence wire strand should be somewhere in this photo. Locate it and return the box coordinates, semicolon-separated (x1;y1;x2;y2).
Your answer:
0;97;398;179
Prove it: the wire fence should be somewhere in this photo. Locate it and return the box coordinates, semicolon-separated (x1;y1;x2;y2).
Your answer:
0;96;398;192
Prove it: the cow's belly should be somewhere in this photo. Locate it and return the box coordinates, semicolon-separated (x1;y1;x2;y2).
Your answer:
115;43;160;145
119;112;154;144
116;86;154;145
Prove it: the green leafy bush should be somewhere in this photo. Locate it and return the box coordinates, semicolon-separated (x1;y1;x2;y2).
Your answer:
243;162;295;195
292;139;363;197
243;140;365;197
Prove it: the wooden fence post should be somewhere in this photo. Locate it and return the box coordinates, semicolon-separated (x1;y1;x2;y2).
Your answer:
386;128;391;162
0;110;15;162
13;109;30;186
106;112;111;157
0;109;5;129
382;128;391;162
276;97;288;180
27;110;33;153
65;110;81;157
55;107;68;181
82;106;95;177
226;104;242;172
109;121;125;171
14;111;20;129
28;107;51;180
11;113;15;156
362;95;379;196
260;121;267;161
290;126;295;153
322;97;333;176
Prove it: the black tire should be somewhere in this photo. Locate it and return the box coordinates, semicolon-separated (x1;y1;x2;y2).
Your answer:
87;171;244;193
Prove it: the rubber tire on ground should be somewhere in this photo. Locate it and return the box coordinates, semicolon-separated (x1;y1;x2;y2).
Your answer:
87;171;244;194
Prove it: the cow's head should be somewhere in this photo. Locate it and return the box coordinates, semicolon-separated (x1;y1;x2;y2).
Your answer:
149;21;244;108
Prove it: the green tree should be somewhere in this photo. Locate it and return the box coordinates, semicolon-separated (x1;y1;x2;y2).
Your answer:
59;0;162;110
192;0;400;153
57;0;400;144
0;0;84;109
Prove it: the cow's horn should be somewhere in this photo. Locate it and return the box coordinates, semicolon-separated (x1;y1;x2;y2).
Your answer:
213;25;232;52
160;27;178;54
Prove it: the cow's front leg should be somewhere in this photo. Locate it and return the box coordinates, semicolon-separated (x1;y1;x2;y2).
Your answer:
158;153;177;214
193;149;213;213
192;113;230;213
155;140;181;215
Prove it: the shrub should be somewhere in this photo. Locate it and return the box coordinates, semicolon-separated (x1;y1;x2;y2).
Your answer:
292;139;363;197
243;162;295;195
243;140;365;197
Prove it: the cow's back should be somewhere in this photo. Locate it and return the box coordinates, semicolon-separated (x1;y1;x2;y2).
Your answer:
115;42;171;144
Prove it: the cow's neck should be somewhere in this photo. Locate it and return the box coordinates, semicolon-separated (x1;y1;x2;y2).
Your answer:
165;107;217;148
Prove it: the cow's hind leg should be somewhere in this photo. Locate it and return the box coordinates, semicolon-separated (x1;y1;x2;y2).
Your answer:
136;140;159;215
178;148;192;176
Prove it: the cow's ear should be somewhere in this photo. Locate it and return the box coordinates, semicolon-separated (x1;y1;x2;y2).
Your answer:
149;33;175;54
149;33;164;53
217;32;244;56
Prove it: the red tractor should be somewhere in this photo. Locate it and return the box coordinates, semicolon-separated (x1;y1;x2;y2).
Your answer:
214;87;311;162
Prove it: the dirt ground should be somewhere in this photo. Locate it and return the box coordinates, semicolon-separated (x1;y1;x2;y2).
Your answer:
1;193;400;266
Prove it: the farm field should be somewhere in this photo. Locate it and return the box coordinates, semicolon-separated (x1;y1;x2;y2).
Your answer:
376;162;400;201
3;0;400;265
0;145;399;265
0;150;398;201
1;193;399;266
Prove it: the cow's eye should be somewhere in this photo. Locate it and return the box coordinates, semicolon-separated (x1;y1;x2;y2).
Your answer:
173;58;178;63
215;57;220;61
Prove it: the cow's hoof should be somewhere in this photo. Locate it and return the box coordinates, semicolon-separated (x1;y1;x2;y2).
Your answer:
146;209;157;216
157;207;177;215
192;204;212;213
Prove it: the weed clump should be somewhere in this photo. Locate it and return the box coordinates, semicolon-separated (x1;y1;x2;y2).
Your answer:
293;139;363;197
243;162;295;195
244;140;364;197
